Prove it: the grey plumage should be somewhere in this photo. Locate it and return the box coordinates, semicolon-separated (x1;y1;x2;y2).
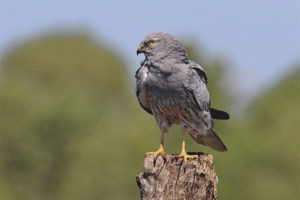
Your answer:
136;32;228;152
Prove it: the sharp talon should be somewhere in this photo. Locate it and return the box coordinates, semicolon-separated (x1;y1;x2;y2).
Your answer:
163;156;167;163
146;146;166;161
161;152;166;160
183;163;187;172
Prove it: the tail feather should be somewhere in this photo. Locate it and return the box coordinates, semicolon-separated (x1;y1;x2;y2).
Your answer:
188;129;228;152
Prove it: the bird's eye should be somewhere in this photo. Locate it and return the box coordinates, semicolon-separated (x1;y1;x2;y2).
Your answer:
149;40;156;46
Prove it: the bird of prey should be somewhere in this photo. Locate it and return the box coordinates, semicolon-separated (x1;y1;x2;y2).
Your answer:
135;32;229;163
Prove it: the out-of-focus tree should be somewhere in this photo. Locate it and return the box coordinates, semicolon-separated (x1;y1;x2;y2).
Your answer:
218;67;300;200
242;68;300;200
0;34;137;200
0;33;299;200
0;34;232;200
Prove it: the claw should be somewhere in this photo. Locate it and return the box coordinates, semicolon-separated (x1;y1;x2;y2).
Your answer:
146;145;166;160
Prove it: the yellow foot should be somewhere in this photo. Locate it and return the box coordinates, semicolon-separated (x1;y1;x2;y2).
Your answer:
176;151;198;164
146;146;166;160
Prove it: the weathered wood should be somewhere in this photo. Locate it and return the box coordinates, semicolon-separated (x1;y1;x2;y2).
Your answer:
136;153;218;200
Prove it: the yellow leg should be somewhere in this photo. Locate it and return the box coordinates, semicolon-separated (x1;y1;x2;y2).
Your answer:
176;128;197;163
146;130;166;159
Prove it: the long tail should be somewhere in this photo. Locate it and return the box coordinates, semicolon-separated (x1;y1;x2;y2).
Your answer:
188;129;228;152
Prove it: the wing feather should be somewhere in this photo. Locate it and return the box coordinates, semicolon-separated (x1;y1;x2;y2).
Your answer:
187;61;230;120
185;60;210;112
210;108;230;120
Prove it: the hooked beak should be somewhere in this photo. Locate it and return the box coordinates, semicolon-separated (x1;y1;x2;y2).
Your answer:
136;44;145;55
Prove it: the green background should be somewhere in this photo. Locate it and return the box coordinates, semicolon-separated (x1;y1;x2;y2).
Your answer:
0;34;299;199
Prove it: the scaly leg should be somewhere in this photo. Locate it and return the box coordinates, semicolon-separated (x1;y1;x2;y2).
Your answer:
176;128;197;163
146;130;166;159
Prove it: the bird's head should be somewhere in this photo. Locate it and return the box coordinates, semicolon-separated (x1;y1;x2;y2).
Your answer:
137;32;188;63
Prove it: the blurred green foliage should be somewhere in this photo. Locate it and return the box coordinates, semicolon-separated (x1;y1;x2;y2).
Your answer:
0;34;299;200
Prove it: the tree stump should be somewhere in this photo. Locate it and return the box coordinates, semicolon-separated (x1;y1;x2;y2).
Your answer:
136;153;218;200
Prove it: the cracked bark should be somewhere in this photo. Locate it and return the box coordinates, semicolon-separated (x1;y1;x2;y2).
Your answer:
136;153;218;200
